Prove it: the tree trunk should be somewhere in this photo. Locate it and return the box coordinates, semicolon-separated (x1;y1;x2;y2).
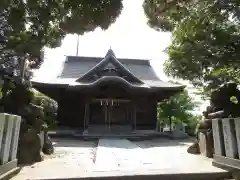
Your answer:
169;116;172;132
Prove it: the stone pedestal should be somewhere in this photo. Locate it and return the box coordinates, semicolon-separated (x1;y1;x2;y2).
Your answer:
212;119;225;156
234;118;240;158
0;113;21;178
0;114;14;164
39;131;45;150
0;114;6;152
9;116;21;161
198;131;214;158
212;118;240;171
222;118;238;158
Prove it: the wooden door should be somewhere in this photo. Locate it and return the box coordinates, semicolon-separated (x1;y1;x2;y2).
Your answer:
110;104;128;125
89;102;105;125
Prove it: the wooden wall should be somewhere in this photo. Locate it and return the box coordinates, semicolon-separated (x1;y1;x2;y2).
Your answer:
135;99;157;130
89;102;105;125
57;92;157;130
57;92;85;128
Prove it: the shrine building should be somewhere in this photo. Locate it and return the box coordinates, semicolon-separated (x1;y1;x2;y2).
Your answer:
32;49;184;133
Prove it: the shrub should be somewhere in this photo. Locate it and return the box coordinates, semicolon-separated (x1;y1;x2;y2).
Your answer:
32;90;58;130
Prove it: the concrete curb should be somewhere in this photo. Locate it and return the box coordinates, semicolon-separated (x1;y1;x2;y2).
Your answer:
33;171;232;180
0;167;21;180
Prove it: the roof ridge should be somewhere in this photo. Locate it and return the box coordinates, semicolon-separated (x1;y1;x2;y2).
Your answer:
66;55;150;64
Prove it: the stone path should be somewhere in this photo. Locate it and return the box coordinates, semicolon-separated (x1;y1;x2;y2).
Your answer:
94;139;151;171
11;138;228;180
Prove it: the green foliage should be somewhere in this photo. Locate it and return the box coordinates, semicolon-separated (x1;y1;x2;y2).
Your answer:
157;86;197;131
0;88;3;99
230;96;239;104
185;115;201;136
32;90;58;130
143;0;240;93
143;0;191;32
1;0;123;68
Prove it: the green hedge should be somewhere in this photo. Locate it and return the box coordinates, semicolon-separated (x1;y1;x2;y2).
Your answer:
32;90;58;130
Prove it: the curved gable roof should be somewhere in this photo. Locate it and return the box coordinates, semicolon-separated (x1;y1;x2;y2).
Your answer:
59;55;160;82
76;49;144;84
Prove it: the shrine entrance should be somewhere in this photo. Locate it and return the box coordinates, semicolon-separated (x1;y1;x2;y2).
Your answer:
86;99;135;133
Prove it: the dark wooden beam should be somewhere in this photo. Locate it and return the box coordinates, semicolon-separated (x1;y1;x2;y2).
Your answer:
104;104;108;127
84;100;90;130
92;98;131;103
133;106;137;130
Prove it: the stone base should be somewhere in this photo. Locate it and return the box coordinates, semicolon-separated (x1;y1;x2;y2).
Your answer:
213;155;240;180
0;159;18;177
213;154;240;171
232;171;240;180
198;132;214;158
0;167;20;180
48;129;172;141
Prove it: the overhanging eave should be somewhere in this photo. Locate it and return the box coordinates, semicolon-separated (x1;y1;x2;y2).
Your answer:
32;81;68;101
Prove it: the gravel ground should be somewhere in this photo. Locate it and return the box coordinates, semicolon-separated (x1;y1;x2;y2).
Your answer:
11;138;98;180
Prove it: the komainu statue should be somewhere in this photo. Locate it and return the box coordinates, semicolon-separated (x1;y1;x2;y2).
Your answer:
187;82;240;157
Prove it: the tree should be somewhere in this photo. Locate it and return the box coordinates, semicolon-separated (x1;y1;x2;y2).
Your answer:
0;0;123;105
1;0;123;69
0;1;123;164
0;9;19;74
143;0;240;95
157;87;196;131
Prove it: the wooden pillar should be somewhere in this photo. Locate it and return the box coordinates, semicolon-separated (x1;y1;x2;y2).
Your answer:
131;101;137;131
125;104;129;123
129;105;133;129
126;105;130;122
108;103;111;129
84;100;90;130
153;101;158;130
56;97;67;127
56;100;62;126
104;104;108;128
133;106;136;130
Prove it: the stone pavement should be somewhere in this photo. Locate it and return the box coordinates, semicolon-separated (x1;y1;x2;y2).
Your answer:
10;138;229;180
94;138;151;171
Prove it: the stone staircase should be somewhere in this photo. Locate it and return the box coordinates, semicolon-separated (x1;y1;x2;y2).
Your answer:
86;125;132;134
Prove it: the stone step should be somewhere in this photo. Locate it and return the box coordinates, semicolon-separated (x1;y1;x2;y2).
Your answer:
40;171;232;180
87;125;132;134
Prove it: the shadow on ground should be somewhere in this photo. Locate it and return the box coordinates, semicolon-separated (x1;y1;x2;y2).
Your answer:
52;137;193;149
104;139;191;149
53;138;98;148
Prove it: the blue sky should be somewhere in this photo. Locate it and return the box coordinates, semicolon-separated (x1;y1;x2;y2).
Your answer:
34;0;209;113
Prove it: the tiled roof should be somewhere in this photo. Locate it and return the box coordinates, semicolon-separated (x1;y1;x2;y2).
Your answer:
33;50;184;90
59;56;161;81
